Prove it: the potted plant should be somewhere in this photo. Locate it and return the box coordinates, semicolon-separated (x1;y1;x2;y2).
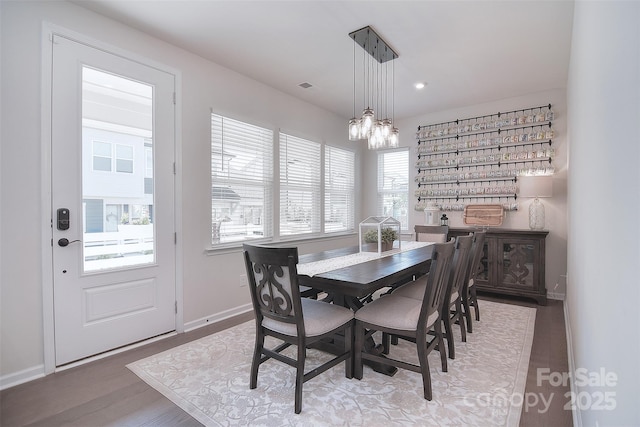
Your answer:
364;227;398;251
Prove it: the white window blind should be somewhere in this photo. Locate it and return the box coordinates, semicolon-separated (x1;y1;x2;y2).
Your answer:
377;149;409;230
211;114;273;244
279;133;321;236
325;146;355;233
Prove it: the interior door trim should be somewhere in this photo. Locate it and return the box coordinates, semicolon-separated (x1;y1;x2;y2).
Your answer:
40;22;184;374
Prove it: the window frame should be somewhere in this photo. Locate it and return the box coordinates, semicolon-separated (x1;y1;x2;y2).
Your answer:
324;144;355;234
377;148;410;231
210;113;274;246
278;132;322;238
209;115;357;251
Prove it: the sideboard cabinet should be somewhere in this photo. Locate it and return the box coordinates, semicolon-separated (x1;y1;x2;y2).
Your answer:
448;228;548;305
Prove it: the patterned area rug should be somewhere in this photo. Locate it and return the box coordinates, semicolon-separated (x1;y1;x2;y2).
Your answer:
128;300;535;426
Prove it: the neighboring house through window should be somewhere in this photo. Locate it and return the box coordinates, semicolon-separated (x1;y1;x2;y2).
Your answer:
325;145;355;233
211;114;274;244
279;132;321;237
377;149;409;230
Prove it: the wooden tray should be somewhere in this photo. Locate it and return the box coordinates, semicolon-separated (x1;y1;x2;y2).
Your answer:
463;204;504;226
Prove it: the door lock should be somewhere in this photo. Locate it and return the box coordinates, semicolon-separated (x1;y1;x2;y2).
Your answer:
57;208;70;230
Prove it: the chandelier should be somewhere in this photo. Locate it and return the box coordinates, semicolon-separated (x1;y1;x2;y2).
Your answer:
348;26;399;149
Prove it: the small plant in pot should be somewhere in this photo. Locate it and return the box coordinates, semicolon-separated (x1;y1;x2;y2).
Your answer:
364;227;398;251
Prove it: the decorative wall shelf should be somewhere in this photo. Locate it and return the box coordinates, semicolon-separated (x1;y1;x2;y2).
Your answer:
414;104;555;212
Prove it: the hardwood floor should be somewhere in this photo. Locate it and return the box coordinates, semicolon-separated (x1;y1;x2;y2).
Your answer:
1;297;571;426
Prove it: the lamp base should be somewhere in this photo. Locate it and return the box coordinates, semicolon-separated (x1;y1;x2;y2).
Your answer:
529;198;546;230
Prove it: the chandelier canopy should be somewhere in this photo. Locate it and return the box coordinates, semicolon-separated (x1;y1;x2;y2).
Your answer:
348;26;399;150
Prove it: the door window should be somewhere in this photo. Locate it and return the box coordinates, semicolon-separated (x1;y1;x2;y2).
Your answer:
82;67;154;272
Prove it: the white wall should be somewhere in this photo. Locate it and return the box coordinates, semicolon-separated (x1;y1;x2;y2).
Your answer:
0;1;360;384
363;88;569;299
566;1;640;426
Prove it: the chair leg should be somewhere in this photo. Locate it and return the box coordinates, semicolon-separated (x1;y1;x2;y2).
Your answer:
463;296;473;333
471;287;480;321
354;322;365;380
435;320;447;373
443;309;455;360
456;301;467;343
294;343;306;414
250;327;264;389
416;332;432;400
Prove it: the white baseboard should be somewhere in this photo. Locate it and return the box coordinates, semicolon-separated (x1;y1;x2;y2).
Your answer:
2;304;253;391
547;291;566;301
184;303;252;332
564;300;581;427
0;364;45;391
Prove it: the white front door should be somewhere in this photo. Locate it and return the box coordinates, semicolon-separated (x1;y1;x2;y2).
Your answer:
51;35;176;366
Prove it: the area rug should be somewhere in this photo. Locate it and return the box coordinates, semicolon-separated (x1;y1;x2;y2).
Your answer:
128;300;535;426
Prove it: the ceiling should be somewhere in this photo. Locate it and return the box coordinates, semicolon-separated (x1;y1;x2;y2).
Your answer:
72;0;574;121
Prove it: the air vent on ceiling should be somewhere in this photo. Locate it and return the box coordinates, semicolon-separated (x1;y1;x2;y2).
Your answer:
298;82;313;89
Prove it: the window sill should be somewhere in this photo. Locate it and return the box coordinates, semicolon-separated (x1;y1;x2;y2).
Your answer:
205;232;358;256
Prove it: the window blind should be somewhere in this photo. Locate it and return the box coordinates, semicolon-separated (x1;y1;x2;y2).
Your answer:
279;133;321;236
211;114;273;244
325;145;355;233
377;149;409;230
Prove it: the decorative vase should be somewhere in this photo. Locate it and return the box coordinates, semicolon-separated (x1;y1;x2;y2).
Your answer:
529;197;545;230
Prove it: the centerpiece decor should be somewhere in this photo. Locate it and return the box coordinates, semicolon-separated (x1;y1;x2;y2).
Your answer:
359;216;401;253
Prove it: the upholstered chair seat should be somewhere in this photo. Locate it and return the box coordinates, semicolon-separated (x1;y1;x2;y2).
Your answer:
355;295;440;332
263;298;354;337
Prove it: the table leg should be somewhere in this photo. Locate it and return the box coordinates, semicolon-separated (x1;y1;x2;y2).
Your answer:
331;293;398;377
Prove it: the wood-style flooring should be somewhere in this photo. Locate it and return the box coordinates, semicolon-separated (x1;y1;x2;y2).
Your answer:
0;296;572;427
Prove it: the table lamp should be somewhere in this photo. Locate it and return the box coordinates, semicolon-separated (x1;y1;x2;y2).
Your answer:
519;175;552;230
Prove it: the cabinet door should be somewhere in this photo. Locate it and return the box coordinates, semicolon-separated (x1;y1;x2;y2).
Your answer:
496;238;540;291
474;238;494;288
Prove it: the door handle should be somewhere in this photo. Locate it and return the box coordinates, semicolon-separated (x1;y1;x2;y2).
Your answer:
58;238;81;247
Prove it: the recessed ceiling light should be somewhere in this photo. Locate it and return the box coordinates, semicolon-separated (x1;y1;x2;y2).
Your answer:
415;82;427;90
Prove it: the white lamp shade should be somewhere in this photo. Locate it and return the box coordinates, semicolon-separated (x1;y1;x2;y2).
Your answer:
519;175;553;198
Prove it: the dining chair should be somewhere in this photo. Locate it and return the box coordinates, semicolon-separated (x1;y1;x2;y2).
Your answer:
439;234;473;359
242;244;354;414
392;234;473;360
353;240;455;401
462;231;486;333
381;224;450;294
415;224;449;243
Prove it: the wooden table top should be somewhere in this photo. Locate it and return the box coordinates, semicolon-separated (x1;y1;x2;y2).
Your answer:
298;244;435;298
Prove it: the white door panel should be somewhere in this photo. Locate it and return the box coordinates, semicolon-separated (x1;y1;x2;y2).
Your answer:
51;35;176;365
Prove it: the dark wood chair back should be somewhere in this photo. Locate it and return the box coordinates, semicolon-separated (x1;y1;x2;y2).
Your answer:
415;225;449;243
467;231;487;285
243;244;304;333
462;230;487;331
420;240;455;326
446;234;474;305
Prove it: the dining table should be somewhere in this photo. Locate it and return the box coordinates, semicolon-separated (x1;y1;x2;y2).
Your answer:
296;241;435;375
